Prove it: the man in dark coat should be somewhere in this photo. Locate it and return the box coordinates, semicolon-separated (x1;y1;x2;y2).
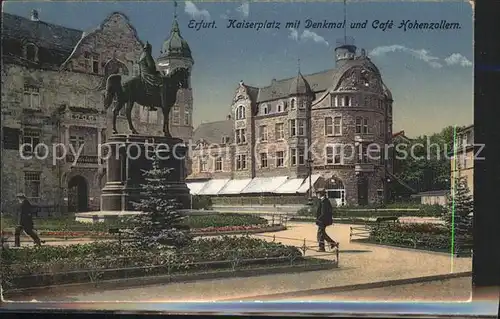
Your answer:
316;190;339;252
14;193;42;247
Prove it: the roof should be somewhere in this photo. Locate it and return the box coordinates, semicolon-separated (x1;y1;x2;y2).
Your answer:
158;19;192;61
458;124;473;133
2;12;82;52
252;56;384;103
193;120;233;144
289;72;313;96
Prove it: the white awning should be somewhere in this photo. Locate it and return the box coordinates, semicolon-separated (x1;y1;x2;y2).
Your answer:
296;174;322;194
186;182;207;195
197;179;230;195
218;178;253;195
241;176;289;194
274;178;306;194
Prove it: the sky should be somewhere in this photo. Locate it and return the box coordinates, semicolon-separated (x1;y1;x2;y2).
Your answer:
3;1;473;137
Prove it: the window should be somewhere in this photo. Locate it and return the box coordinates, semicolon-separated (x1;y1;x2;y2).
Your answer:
343;96;351;107
290;148;297;166
200;158;208;172
298;148;305;165
359;145;369;163
184;110;190;125
275;123;284;140
260;153;268;168
363;118;369;134
290;98;296;110
2;127;20;150
277;103;283;113
355;117;362;134
326;145;343;165
214;157;223;171
22;129;41;156
23;85;40;109
276;151;285;167
290;119;297;137
298;119;306;136
221;136;230;144
84;52;100;74
262;104;269;115
24;171;41;198
172;106;180;124
69;135;85;149
325;117;333;135
332;95;339;107
259;125;268;142
235;129;246;144
283;101;288;111
26;44;37;61
236;154;247;170
462;154;467;169
236;105;246;120
140;106;158;124
378;120;384;136
299;99;306;109
333;117;342;136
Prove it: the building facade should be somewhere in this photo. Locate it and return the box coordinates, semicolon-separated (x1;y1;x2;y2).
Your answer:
451;124;474;195
1;10;194;214
188;43;394;206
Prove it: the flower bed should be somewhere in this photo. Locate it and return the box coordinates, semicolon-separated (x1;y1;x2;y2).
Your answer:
1;236;310;290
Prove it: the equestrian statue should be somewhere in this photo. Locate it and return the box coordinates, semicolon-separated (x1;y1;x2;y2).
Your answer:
103;42;189;137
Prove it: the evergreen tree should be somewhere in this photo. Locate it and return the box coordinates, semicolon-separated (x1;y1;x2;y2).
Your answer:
125;156;192;249
443;170;473;254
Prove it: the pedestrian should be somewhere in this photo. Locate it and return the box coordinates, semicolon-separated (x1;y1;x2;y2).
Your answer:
316;189;339;252
14;193;43;247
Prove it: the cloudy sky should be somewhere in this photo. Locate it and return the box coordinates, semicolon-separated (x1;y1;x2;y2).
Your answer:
4;1;473;137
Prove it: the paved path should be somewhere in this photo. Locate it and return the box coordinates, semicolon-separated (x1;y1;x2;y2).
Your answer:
277;276;472;301
7;222;471;302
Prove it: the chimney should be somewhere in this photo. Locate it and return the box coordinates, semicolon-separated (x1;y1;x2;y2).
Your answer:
31;9;39;21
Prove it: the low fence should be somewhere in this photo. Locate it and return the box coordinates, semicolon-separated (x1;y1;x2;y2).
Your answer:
3;244;339;291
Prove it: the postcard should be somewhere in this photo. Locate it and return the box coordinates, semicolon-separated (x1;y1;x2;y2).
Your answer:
1;0;474;308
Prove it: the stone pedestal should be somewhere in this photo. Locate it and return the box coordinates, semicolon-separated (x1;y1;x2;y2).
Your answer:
100;134;190;211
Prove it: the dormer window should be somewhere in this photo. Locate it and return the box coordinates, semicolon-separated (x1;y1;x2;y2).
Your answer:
25;43;38;62
262;104;269;115
343;96;351;107
290;98;296;110
283;101;288;111
277;103;283;113
221;136;230;144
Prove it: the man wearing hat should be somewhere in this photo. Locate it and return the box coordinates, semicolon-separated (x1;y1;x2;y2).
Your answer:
316;189;339;252
15;193;42;247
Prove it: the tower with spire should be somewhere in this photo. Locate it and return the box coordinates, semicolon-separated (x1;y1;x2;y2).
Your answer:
334;0;357;65
156;1;195;175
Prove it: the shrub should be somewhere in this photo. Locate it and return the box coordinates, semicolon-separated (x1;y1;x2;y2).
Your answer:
191;195;213;210
183;213;267;229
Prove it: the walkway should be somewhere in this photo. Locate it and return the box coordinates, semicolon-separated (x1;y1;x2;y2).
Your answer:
6;222;472;302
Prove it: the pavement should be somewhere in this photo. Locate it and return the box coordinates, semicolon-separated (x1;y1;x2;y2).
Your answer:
4;222;472;302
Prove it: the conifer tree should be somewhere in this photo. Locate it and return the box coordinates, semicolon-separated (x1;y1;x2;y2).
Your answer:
125;155;192;249
443;162;473;254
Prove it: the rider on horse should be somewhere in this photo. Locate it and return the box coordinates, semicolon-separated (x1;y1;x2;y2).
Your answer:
139;42;163;110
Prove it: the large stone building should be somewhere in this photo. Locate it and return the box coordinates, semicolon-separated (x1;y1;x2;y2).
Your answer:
1;9;194;214
187;41;394;206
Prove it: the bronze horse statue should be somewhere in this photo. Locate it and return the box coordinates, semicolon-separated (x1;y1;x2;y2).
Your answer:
103;43;189;137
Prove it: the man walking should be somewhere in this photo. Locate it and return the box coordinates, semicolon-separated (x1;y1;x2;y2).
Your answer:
14;193;42;247
316;190;339;252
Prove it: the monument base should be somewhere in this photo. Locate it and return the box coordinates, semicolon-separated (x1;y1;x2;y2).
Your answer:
100;134;191;211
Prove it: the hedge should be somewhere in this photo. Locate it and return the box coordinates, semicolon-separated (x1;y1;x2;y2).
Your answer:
297;203;446;218
1;213;268;233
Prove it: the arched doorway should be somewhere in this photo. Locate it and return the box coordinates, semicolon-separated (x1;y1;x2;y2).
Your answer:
325;177;346;206
68;175;88;213
357;175;369;206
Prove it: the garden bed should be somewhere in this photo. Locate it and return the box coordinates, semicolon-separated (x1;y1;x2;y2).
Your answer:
1;236;336;291
358;223;473;255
